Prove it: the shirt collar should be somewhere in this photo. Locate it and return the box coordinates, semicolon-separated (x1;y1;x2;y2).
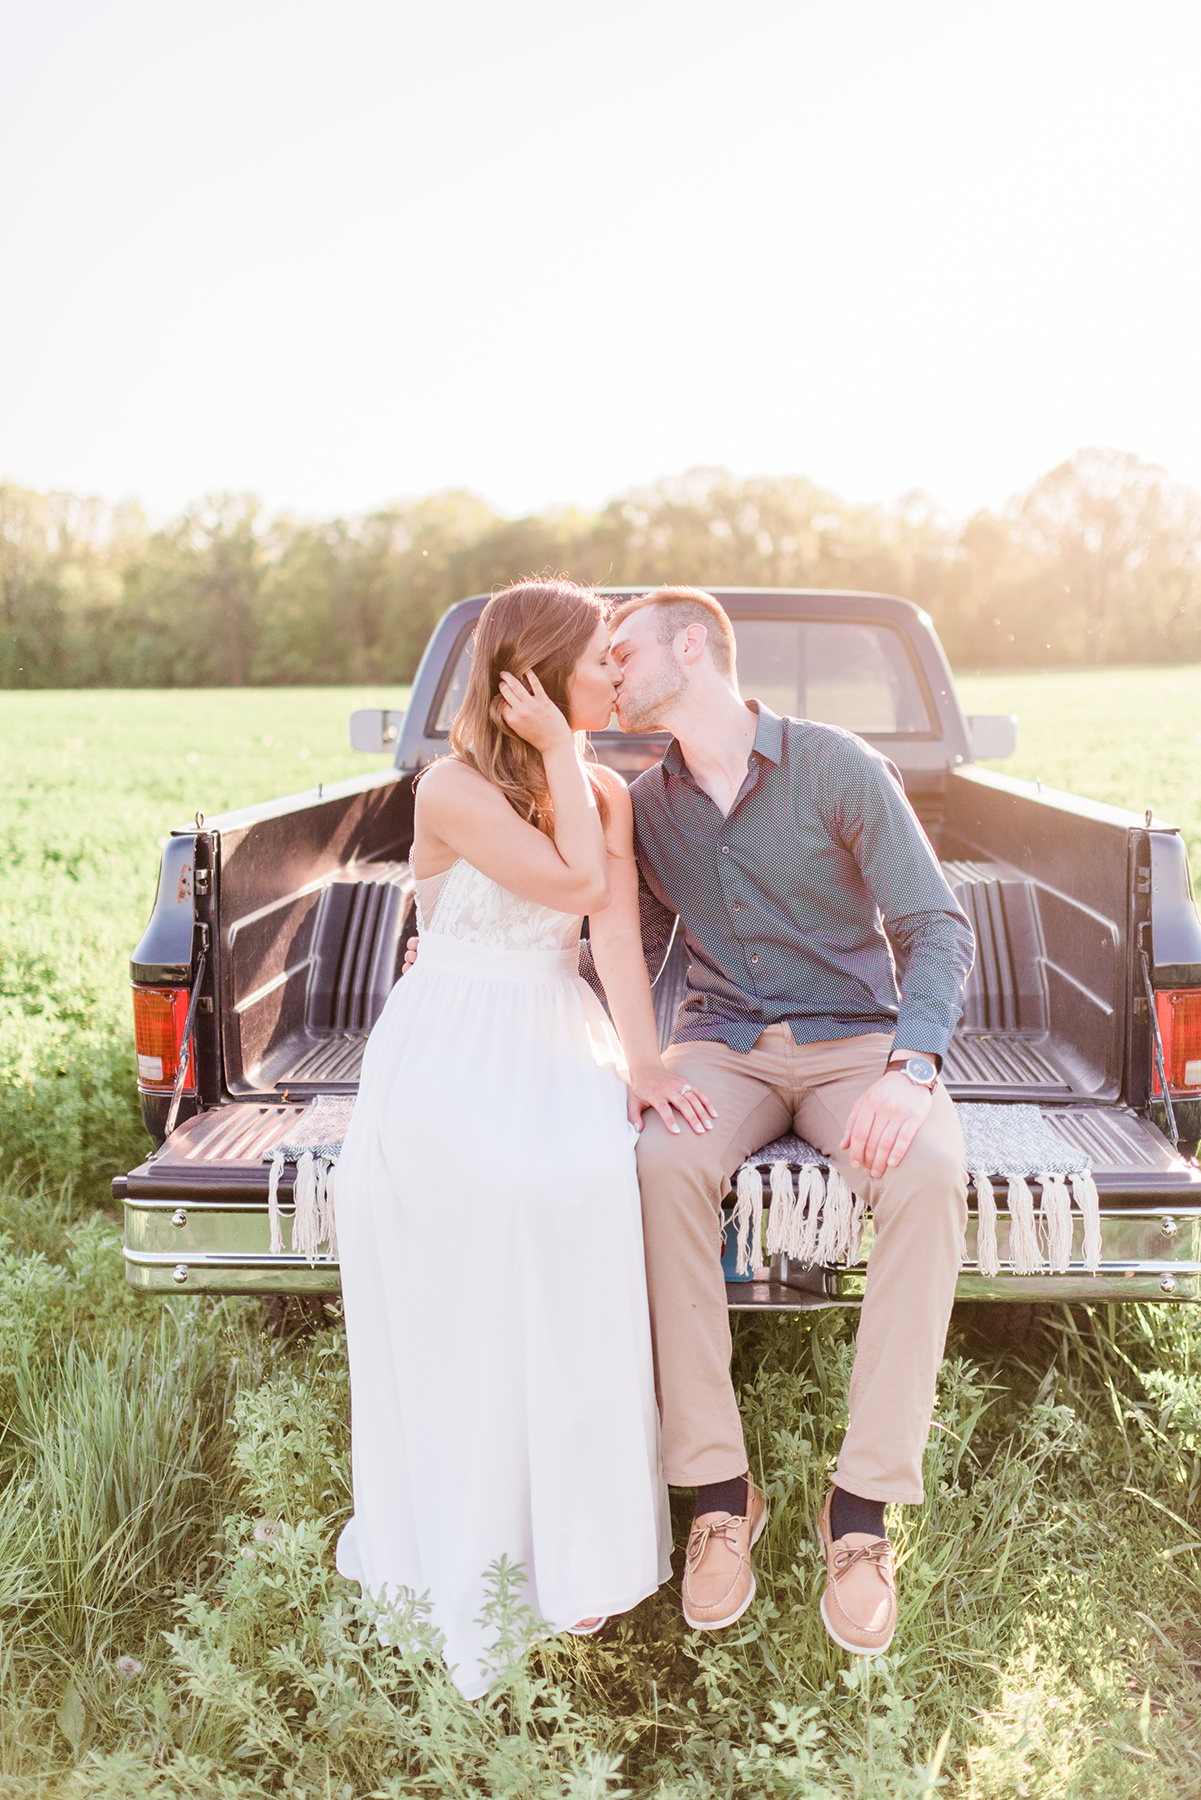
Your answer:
662;698;784;777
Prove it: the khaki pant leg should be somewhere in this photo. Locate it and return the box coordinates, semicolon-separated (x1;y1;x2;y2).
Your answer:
636;1030;792;1488
793;1034;968;1505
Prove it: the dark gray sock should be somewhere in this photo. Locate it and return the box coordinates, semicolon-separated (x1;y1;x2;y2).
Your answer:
694;1474;749;1518
830;1485;887;1540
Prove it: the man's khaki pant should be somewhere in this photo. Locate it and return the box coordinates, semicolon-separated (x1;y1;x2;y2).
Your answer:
636;1025;967;1505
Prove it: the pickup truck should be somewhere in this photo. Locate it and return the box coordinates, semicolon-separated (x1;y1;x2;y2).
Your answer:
114;589;1201;1313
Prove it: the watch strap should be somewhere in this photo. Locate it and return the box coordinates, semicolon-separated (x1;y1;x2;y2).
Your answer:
886;1054;938;1090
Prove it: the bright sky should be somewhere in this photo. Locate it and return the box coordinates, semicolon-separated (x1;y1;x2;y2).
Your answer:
2;0;1199;525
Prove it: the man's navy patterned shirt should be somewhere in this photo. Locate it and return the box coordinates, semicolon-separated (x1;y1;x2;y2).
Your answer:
628;702;975;1058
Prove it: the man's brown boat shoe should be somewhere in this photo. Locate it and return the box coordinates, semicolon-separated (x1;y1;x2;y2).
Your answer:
681;1478;768;1630
817;1488;896;1657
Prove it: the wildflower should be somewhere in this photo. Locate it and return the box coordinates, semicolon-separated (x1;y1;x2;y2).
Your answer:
253;1519;283;1543
115;1656;143;1679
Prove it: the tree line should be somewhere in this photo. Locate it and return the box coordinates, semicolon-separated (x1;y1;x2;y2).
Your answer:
3;448;1200;687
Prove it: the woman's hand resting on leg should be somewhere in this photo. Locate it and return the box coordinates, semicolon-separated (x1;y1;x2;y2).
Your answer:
626;1064;717;1136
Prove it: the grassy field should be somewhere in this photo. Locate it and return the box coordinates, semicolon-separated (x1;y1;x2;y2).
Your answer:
1;672;1200;1797
957;666;1201;891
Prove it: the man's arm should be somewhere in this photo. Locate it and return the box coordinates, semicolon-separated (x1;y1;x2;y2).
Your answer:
821;737;975;1174
822;738;974;1061
578;864;678;1002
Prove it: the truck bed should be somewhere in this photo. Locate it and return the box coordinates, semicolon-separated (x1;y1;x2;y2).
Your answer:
238;851;1084;1104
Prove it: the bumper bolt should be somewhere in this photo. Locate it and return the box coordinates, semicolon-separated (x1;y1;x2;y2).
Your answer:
1159;1273;1178;1295
172;1263;189;1285
171;1208;188;1229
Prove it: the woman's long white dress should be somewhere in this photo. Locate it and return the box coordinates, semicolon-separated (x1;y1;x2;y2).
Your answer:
334;858;670;1699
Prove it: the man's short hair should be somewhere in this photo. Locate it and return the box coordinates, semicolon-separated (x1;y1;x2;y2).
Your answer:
610;586;737;679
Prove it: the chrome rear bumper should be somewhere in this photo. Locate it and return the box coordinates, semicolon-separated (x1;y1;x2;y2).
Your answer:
124;1196;1201;1303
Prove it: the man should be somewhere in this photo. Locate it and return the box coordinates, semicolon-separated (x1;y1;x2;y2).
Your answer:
605;587;973;1657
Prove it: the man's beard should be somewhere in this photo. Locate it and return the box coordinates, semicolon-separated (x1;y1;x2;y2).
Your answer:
616;660;687;734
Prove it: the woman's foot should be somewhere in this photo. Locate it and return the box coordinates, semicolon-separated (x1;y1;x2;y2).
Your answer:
564;1615;608;1636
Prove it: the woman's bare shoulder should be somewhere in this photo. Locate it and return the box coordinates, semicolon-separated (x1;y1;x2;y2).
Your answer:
416;756;499;816
590;756;630;792
420;755;488;793
592;761;634;848
591;761;631;804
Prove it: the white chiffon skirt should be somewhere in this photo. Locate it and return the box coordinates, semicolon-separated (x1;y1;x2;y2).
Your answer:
334;932;671;1698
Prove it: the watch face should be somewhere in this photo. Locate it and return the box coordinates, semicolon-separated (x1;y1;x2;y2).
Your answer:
905;1056;937;1085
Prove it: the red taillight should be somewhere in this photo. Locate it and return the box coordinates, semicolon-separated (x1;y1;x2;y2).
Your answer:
131;985;194;1092
1153;989;1201;1095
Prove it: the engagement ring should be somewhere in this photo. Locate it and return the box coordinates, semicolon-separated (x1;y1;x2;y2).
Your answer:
680;1084;693;1097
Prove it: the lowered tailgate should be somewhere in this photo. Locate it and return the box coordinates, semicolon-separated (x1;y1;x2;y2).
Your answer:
117;1097;1201;1304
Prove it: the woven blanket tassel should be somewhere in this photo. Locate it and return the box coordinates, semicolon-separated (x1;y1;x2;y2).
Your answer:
815;1166;854;1265
792;1165;825;1264
292;1150;320;1263
1006;1174;1042;1275
1040;1172;1074;1273
267;1153;285;1257
765;1162;795;1258
315;1158;330;1256
972;1173;1001;1277
734;1164;765;1276
1071;1172;1102;1274
323;1160;339;1260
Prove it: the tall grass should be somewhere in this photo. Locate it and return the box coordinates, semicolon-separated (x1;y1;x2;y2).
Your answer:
1;1319;214;1646
0;678;1200;1793
0;1183;1199;1793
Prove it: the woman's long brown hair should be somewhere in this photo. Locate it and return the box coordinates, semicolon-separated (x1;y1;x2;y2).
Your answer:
449;577;611;834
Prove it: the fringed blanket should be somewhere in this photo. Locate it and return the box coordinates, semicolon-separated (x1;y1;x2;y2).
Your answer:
263;1095;356;1263
732;1104;1102;1280
266;1095;1103;1283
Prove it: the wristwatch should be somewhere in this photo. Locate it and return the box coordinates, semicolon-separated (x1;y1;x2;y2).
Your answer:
885;1053;939;1091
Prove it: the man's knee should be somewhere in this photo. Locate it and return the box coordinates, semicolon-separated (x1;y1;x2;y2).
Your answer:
880;1126;968;1217
636;1113;726;1219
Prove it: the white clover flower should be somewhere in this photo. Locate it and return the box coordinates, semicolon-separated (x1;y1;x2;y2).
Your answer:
253;1519;283;1543
115;1656;143;1679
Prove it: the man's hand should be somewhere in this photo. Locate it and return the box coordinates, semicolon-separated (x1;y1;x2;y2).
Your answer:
840;1071;933;1177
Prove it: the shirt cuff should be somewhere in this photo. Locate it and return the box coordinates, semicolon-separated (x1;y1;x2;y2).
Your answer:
892;1010;956;1062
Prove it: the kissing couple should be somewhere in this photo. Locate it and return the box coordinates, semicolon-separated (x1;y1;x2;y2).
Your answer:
333;578;974;1699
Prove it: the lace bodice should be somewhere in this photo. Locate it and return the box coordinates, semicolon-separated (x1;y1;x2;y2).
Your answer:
415;858;581;953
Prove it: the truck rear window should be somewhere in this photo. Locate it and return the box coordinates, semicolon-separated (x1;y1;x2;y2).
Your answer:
432;617;931;736
733;620;932;735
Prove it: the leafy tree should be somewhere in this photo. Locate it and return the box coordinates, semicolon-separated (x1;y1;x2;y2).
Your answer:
1008;448;1201;665
3;452;1200;686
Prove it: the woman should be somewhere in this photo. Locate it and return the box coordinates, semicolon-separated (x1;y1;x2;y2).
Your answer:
334;577;714;1699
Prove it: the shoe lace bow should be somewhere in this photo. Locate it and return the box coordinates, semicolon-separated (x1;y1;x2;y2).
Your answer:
832;1537;892;1584
686;1515;747;1567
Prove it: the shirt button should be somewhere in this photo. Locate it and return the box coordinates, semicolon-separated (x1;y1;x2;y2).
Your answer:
751;953;759;964
720;845;729;854
732;900;741;910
